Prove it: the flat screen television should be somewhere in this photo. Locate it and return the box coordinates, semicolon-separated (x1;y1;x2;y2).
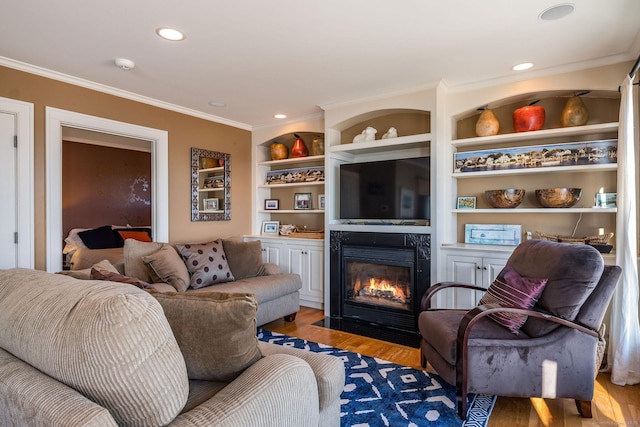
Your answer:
339;156;430;222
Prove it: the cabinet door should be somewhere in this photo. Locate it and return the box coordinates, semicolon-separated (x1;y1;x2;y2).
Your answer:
447;255;482;309
287;243;324;306
481;257;507;289
262;241;284;267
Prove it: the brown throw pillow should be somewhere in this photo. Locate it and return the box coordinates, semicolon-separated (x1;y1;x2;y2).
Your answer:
124;239;167;282
90;268;151;289
151;291;262;382
222;239;265;280
176;240;234;289
142;246;190;292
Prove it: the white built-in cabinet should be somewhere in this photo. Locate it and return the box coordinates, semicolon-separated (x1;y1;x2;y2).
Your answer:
245;236;324;309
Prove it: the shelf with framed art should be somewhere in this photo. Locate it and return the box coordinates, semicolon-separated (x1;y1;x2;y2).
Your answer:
448;90;620;251
191;147;231;221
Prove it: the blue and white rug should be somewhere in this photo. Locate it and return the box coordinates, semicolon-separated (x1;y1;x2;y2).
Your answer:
258;329;496;427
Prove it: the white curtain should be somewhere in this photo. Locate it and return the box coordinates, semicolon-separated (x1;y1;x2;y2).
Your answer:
610;74;640;385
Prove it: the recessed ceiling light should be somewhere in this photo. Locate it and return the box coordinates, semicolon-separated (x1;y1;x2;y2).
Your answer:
156;27;185;41
512;62;534;71
274;114;287;119
208;101;226;107
539;3;575;21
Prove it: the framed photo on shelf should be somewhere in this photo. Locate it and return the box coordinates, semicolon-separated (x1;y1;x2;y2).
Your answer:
264;199;280;210
294;193;312;210
261;221;280;235
318;194;325;210
457;196;476;209
203;198;219;211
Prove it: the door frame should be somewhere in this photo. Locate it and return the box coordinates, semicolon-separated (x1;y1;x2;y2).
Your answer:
45;107;168;272
0;97;34;268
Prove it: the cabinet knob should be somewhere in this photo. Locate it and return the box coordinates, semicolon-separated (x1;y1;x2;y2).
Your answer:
476;266;481;270
483;267;487;270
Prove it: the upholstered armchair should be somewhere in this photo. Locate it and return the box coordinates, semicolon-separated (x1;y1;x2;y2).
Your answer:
418;239;621;419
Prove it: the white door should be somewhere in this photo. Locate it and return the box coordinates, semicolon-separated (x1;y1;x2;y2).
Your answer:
0;111;17;268
0;97;33;269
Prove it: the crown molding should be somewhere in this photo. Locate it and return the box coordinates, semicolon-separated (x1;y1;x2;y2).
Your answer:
0;56;252;131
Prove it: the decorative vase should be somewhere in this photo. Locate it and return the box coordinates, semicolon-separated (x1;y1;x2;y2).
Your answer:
291;134;308;158
270;143;288;160
200;157;218;169
311;138;324;156
475;109;499;137
561;96;589;127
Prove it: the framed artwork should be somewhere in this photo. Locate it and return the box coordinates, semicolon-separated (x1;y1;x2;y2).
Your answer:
457;196;476;209
261;220;280;235
594;192;616;208
264;199;280;210
318;194;325;210
203;198;219;211
294;193;312;210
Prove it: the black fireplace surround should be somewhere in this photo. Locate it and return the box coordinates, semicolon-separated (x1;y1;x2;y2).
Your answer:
327;231;431;344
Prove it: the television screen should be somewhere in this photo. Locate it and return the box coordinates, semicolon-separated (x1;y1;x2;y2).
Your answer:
339;157;430;221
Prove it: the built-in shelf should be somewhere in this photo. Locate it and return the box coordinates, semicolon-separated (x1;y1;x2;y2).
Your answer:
258;209;325;214
452;122;619;147
330;132;431;155
198;166;224;173
258;155;324;167
257;181;325;189
198;188;224;192
453;207;617;214
453;163;616;178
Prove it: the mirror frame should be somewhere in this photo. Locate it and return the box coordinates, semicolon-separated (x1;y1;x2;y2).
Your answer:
191;147;231;221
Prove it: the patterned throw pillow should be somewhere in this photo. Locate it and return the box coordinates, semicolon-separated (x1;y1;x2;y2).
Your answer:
176;240;235;289
478;265;548;334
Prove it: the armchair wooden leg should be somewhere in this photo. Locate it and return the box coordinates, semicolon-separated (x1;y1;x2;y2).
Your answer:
456;389;467;420
283;313;297;322
575;399;593;418
419;347;427;369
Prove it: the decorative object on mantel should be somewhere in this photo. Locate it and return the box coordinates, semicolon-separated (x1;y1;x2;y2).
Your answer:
561;91;590;127
311;138;324;156
475;108;500;136
381;127;398;139
352;126;377;143
484;189;525;208
513;100;545;132
270;142;289;160
266;166;324;185
465;224;522;245
535;187;582;208
291;133;309;158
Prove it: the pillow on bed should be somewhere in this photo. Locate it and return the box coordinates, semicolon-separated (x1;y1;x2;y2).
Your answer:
78;225;120;249
114;227;153;246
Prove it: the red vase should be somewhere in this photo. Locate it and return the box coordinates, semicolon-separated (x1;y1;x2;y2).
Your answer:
291;135;308;158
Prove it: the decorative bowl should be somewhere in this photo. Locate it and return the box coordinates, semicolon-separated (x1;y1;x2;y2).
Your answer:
484;189;525;208
535;188;582;208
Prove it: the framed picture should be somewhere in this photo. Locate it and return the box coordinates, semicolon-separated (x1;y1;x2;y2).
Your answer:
318;194;325;210
594;192;616;208
294;193;312;210
261;220;280;235
457;196;476;209
264;199;280;210
203;198;218;211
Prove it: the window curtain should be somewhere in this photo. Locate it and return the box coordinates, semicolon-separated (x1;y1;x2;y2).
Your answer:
610;74;640;386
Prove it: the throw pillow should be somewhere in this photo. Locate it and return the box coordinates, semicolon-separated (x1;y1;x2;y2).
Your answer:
176;240;235;289
222;239;265;280
114;227;153;247
118;230;152;243
151;291;262;382
90;268;151;289
478;265;548;334
78;225;119;249
142;245;190;292
57;259;120;280
123;240;168;283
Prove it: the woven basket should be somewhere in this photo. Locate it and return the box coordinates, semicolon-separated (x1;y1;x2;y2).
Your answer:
536;232;613;245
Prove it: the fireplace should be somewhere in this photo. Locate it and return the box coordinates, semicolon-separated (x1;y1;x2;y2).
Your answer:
327;231;431;343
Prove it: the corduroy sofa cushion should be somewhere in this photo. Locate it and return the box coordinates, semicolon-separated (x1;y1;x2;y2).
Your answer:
0;268;189;427
152;291;263;382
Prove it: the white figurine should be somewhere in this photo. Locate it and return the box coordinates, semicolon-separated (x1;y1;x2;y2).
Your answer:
352;126;377;143
382;127;398;139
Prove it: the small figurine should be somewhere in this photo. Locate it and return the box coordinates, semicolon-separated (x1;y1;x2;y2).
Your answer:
381;127;398;139
352;126;377;143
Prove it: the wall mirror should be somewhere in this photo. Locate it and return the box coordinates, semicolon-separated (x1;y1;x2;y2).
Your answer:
191;147;231;221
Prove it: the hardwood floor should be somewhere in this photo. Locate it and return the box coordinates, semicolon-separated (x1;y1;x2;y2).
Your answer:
262;306;640;427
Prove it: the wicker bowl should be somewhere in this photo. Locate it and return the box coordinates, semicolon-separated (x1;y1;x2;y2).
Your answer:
535;188;582;208
484;189;525;208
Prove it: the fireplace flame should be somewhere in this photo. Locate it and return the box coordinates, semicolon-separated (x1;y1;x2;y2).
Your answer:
354;277;409;303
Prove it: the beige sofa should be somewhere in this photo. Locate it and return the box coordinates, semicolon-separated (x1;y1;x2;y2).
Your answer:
0;268;345;427
66;238;301;326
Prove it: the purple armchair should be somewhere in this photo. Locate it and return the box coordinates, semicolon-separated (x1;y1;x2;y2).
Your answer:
418;239;621;419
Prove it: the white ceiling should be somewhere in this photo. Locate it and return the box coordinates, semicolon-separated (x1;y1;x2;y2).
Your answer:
1;1;639;129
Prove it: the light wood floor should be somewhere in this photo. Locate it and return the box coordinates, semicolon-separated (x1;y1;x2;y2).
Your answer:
262;306;640;427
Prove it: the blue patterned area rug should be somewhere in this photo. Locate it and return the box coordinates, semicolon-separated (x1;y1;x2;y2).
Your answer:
258;329;496;427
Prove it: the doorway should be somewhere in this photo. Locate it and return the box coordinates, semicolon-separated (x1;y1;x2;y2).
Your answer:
46;107;168;272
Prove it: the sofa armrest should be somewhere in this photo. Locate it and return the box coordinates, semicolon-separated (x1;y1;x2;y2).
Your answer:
262;262;282;275
420;282;486;311
0;348;118;427
169;354;320;427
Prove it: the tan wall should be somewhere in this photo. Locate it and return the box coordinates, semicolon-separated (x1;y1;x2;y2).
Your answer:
0;65;252;270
